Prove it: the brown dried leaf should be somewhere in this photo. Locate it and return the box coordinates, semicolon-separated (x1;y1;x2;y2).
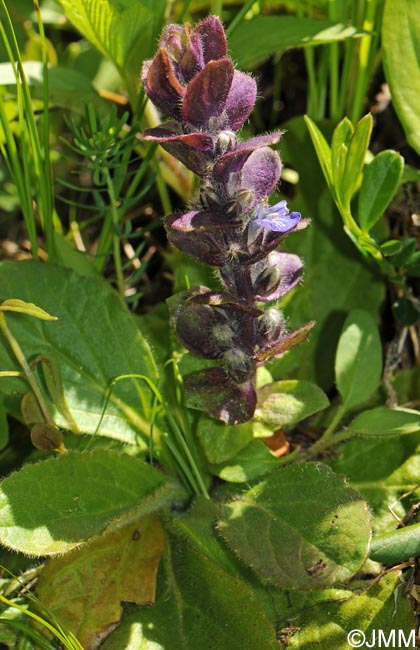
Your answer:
37;515;165;649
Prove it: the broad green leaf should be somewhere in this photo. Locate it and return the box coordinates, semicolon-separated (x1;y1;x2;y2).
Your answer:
255;380;329;428
304;115;333;190
271;117;385;389
370;522;420;564
329;435;420;534
285;573;414;649
102;534;279;650
229;17;364;68
339;113;372;208
0;299;57;320
58;0;165;92
196;416;253;464
0;261;158;445
208;440;283;483
335;309;382;411
348;406;420;437
53;232;101;278
331;117;353;187
382;0;420;155
0;449;177;555
218;462;371;590
171;497;241;576
358;151;404;232
37;515;165;648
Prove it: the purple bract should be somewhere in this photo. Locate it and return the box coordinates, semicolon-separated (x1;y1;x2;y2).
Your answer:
142;16;313;424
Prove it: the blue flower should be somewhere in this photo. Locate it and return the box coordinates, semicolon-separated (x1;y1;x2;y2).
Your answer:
254;199;301;231
248;200;301;245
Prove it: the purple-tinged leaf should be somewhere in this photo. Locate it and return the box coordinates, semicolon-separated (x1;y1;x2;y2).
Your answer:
256;322;315;363
224;71;257;131
142;50;184;120
168;288;260;360
159;24;186;61
180;32;205;82
213;133;282;179
144;124;215;174
240;148;282;199
184;368;257;424
166;211;240;266
196;16;227;62
144;124;214;151
182;58;234;126
252;252;303;302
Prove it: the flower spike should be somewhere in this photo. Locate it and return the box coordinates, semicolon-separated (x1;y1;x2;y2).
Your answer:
142;16;312;423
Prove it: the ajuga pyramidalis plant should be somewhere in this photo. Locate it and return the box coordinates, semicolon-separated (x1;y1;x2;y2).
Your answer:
142;17;314;425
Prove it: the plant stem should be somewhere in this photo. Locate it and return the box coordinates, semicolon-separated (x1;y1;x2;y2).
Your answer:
227;0;257;35
0;313;55;426
350;0;377;123
307;403;347;456
328;0;339;120
105;171;125;298
211;0;223;16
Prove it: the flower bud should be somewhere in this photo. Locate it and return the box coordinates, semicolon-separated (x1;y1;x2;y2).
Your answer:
258;308;284;340
215;130;237;155
212;322;234;347
222;347;254;383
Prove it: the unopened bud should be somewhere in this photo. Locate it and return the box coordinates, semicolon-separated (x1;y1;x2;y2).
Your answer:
259;308;284;338
215;130;236;155
212;322;234;347
222;347;253;382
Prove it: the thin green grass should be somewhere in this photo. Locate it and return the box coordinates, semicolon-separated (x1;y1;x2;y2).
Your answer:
0;0;55;259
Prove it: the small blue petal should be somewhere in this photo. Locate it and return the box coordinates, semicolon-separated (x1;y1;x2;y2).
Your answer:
250;200;301;239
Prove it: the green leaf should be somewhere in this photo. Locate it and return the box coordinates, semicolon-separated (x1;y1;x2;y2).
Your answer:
0;260;159;445
358;151;404;232
382;0;420;155
331;117;354;187
304;115;333;190
284;573;415;649
196;416;253;464
380;239;403;256
37;515;165;648
0;449;177;556
0;61;107;114
171;497;241;576
229;17;364;68
0;299;57;320
335;309;382;411
348;406;420;437
370;522;420;564
34;353;80;433
255;380;329;428
102;534;279;650
218;462;371;590
271;117;385;389
339;113;372;209
58;0;165;92
329;435;420;534
208;440;284;483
